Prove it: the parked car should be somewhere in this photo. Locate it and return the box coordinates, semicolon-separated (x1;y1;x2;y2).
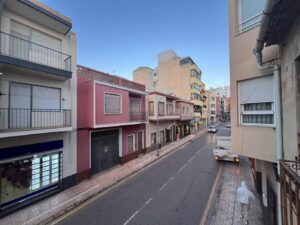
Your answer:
208;125;217;133
213;136;240;163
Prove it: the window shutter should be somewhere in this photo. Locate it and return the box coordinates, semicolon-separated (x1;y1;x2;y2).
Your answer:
105;94;121;113
130;98;140;113
239;75;274;104
32;86;60;110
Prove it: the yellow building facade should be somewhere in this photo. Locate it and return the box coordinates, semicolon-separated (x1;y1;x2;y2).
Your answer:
133;50;207;130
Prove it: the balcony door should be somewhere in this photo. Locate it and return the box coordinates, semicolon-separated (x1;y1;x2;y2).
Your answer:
9;82;31;129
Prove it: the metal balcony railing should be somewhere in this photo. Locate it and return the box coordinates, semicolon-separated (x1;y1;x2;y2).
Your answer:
129;112;146;122
280;160;300;225
0;108;71;132
0;32;71;71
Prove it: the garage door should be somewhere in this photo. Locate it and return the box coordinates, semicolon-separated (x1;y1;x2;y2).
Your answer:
91;130;119;174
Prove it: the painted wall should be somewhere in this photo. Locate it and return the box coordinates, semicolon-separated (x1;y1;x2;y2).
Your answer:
77;130;90;174
121;124;146;156
95;84;129;124
229;0;277;163
146;121;176;148
0;7;77;178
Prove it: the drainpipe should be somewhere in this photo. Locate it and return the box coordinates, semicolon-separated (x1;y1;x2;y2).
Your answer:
254;1;282;224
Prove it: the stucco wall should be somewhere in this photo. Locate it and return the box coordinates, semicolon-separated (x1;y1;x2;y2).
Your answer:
122;124;146;156
280;16;300;160
229;0;277;163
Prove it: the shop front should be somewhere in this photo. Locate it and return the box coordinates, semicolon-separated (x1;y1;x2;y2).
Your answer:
0;140;63;216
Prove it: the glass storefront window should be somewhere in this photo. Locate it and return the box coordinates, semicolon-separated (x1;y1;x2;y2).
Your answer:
0;152;62;207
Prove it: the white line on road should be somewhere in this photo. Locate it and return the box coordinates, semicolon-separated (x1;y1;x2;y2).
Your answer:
145;197;153;205
123;210;139;225
159;182;168;191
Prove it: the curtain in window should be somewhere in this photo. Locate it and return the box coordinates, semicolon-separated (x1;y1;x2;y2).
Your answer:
105;94;121;114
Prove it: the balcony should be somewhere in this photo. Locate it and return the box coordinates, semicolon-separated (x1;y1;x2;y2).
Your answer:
0;108;71;136
176;109;194;121
129;112;147;122
0;32;72;79
149;111;180;121
280;160;300;225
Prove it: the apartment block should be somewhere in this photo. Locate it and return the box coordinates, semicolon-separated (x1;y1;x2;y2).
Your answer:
133;50;205;130
208;91;217;123
77;65;147;180
0;0;77;216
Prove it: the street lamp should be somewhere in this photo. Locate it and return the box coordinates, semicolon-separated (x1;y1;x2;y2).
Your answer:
156;93;173;157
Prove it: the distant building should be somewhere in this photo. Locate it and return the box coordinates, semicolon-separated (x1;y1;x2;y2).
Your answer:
133;50;206;130
147;92;194;151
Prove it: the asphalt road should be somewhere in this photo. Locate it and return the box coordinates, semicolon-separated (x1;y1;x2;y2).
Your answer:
56;123;229;225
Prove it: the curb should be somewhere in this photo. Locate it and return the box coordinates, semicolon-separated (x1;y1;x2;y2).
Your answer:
38;134;200;225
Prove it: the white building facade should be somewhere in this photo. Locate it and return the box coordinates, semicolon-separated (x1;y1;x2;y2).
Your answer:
0;0;77;216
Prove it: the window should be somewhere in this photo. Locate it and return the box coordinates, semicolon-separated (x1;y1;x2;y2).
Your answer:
191;69;201;80
239;76;274;125
0;152;62;206
191;93;201;101
130;98;141;113
211;97;215;101
238;0;266;32
105;93;121;114
158;102;165;116
10;82;61;110
167;103;173;115
32;86;60;110
191;83;201;91
151;133;156;145
149;101;154;116
211;104;216;108
127;135;134;153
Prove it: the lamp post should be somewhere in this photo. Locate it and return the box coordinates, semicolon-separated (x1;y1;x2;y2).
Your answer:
156;93;173;157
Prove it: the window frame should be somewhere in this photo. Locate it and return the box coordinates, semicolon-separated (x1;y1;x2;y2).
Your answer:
240;102;275;127
9;81;61;111
104;92;122;115
130;97;141;113
238;0;265;33
158;102;165;116
126;134;135;154
149;101;154;116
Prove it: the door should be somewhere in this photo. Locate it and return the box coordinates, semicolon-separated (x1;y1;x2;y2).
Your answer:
137;131;143;151
9;82;31;129
166;129;170;143
160;131;164;145
91;130;119;174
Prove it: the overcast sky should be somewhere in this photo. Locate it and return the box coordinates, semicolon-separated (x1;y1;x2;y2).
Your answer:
42;0;229;88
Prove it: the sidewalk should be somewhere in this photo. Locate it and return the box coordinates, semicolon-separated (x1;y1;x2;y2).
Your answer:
204;157;264;225
0;130;206;225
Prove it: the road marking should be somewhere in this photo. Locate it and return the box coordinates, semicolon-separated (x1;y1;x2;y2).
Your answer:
123;210;139;225
159;182;168;191
199;165;222;225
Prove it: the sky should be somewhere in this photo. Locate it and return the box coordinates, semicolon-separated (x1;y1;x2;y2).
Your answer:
42;0;229;88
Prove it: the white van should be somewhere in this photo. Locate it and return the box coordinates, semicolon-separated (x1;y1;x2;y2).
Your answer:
213;136;240;163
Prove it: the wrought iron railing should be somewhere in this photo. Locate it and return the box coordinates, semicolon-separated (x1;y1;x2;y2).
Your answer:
0;31;71;71
0;108;71;131
129;112;146;122
280;160;300;225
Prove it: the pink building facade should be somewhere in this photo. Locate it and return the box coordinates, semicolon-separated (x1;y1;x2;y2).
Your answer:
77;65;147;181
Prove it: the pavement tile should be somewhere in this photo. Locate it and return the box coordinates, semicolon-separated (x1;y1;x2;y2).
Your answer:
205;158;264;225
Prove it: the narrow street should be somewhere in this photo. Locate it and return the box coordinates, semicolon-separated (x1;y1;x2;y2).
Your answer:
55;123;229;225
